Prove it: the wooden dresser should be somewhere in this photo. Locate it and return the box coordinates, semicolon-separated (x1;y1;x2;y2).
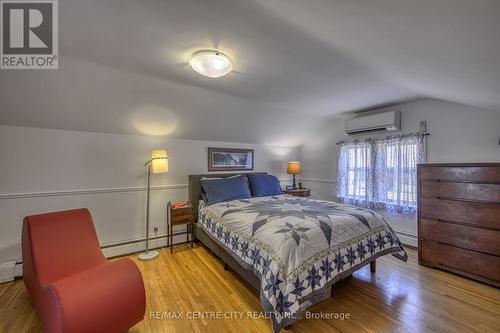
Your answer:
418;163;500;287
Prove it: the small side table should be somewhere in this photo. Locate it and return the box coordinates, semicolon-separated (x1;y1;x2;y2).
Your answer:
285;188;311;197
167;201;195;253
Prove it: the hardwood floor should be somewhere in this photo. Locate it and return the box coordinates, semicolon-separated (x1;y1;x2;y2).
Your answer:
1;245;499;333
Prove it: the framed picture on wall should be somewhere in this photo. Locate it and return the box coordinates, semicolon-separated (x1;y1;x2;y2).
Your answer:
208;147;254;171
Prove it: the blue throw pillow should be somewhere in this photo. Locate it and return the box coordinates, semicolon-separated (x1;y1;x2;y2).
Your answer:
247;174;283;197
201;175;251;205
200;174;243;204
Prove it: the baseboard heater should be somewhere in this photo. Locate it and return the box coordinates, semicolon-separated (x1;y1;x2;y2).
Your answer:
1;230;190;283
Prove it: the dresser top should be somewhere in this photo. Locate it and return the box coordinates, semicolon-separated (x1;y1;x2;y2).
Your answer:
418;163;500;167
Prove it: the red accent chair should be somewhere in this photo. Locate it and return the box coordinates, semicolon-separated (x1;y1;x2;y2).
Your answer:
22;208;146;333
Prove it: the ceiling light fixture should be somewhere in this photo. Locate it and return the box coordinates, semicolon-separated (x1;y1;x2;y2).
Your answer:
189;50;232;78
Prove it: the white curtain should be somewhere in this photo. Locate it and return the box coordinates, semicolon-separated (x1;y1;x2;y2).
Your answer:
337;133;425;214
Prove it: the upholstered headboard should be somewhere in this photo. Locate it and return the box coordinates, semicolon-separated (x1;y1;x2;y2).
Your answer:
188;172;267;222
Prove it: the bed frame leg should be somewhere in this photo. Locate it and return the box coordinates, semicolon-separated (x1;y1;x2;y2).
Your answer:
224;262;228;271
370;260;376;273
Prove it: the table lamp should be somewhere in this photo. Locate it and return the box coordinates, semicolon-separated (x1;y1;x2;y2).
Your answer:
139;149;168;261
287;161;301;189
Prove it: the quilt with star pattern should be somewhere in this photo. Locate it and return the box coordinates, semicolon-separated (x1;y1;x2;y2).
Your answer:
198;194;407;333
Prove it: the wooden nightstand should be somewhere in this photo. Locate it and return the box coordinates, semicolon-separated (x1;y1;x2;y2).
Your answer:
285;188;311;197
167;201;195;253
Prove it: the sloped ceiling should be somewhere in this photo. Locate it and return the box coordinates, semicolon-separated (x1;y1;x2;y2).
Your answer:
0;0;499;146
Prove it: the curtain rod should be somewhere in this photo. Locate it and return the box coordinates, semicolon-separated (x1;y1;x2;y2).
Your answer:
336;131;430;145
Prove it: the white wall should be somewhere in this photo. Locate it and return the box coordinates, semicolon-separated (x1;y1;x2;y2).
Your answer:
298;98;500;245
0;125;298;266
1;98;498;270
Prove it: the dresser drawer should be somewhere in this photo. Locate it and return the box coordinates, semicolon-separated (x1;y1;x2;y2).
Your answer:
420;166;500;182
171;208;193;218
420;182;500;202
467;166;500;183
420;240;500;284
420;167;466;181
170;206;194;225
420;219;500;256
420;198;500;230
171;213;193;224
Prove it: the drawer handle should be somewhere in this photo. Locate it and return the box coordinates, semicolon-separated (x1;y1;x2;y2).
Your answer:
436;218;453;223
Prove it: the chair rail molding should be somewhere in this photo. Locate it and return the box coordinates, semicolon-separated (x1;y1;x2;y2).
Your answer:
300;178;337;184
0;184;189;200
0;178;293;200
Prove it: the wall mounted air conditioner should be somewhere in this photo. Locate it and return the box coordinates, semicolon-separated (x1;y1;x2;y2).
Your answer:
345;110;401;135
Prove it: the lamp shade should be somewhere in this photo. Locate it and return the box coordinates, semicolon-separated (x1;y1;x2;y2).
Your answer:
151;150;169;174
287;161;301;174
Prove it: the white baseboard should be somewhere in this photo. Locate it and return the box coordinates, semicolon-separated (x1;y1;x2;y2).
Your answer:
3;229;418;283
101;233;188;258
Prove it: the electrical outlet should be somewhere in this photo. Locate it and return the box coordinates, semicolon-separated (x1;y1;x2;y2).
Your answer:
153;226;159;234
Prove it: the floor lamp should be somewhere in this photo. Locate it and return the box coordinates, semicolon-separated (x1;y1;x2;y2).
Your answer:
139;149;168;261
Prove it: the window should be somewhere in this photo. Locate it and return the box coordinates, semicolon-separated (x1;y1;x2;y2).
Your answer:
345;143;371;199
337;133;424;214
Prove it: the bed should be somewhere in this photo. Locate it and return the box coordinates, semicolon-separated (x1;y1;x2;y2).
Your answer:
189;173;407;333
